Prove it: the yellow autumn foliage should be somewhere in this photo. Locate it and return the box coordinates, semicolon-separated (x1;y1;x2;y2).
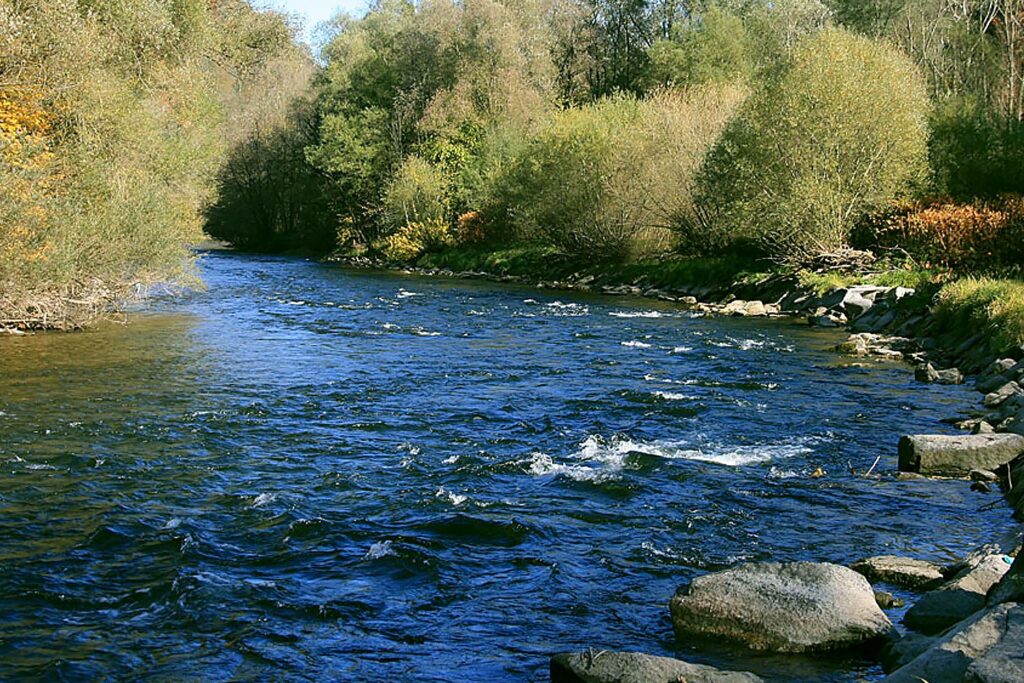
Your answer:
0;0;303;327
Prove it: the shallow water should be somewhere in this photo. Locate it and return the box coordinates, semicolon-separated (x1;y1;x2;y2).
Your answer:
0;252;1010;681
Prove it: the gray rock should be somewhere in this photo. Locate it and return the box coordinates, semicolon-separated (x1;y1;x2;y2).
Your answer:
841;291;875;320
915;362;965;385
851;556;945;590
898;433;1024;476
669;561;893;653
904;554;1012;635
550;651;763;683
984;381;1023;408
889;287;916;301
970;469;999;482
883;603;1023;683
988;553;1024;605
874;591;904;609
978;373;1013;395
722;300;767;317
974;421;996;434
881;632;937;673
743;300;767;317
836;333;910;359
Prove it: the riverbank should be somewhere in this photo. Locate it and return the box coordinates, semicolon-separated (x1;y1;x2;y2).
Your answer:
328;247;1024;682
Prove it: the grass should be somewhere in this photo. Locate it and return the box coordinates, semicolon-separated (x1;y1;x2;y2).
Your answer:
935;277;1024;352
796;265;947;296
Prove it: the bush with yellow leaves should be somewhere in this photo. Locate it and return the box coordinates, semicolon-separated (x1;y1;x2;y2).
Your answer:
379;219;454;262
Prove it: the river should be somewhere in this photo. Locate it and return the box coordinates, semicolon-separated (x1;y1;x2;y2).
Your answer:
0;251;1010;681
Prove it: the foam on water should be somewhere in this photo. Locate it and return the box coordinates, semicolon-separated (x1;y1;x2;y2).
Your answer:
609;311;664;318
525;434;812;481
364;540;396;560
621;341;652;349
436;487;468;506
251;492;276;508
652;391;696;401
522;299;590;317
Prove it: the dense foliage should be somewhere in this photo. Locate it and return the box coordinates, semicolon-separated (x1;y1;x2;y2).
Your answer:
9;0;1024;330
690;28;930;261
0;0;308;326
240;0;1024;271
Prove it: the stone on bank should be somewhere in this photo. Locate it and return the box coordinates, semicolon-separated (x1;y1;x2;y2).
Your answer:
850;555;945;590
550;651;762;683
903;554;1012;635
898;433;1024;476
668;561;893;653
882;603;1024;683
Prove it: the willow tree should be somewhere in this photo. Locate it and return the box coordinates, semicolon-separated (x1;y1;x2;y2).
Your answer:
690;27;930;262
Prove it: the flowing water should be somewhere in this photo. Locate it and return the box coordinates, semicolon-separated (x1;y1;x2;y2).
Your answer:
0;252;1010;681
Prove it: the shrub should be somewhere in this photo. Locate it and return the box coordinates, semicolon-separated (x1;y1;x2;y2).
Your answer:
454;211;487;245
378;219;454;261
692;28;930;263
854;198;1024;272
381;156;449;232
492;85;745;261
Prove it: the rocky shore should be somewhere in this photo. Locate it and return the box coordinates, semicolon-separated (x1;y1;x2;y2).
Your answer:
330;254;1024;682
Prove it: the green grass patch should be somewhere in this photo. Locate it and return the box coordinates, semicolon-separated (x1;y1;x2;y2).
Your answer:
935;277;1024;352
797;266;946;296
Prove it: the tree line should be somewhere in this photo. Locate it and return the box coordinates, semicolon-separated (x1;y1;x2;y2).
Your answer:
5;0;1024;330
205;0;1024;271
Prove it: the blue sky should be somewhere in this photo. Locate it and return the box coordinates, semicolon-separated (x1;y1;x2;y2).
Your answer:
255;0;370;40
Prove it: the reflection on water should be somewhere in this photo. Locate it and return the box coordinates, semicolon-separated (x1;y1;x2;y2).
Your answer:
0;252;1009;681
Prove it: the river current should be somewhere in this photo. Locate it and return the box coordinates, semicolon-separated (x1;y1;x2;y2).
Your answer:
0;252;1010;681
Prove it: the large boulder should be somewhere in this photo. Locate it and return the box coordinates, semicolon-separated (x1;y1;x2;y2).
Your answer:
904;554;1012;635
550;651;762;683
883;603;1024;683
669;562;894;653
850;555;945;590
898;434;1024;476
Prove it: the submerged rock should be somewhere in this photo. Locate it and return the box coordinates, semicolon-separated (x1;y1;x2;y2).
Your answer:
669;561;893;653
850;555;945;590
883;603;1024;683
897;433;1024;476
550;651;762;683
904;554;1012;635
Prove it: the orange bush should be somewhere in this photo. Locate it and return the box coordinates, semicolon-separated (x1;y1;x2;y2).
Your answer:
0;87;57;268
454;210;488;245
854;197;1024;272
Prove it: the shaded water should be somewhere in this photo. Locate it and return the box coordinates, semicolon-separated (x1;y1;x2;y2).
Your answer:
0;252;1009;681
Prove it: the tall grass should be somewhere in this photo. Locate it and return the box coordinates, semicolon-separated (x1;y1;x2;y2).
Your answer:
936;277;1024;352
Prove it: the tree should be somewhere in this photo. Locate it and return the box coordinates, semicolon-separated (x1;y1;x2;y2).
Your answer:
645;7;753;87
691;28;930;261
